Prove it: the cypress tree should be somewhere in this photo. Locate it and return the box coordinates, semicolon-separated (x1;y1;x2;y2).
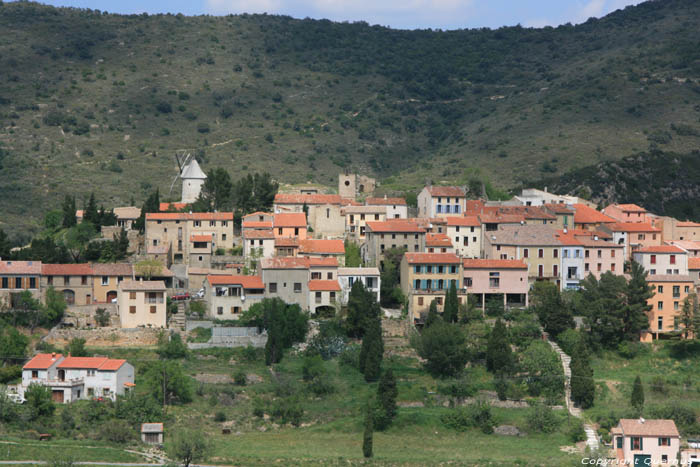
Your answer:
62;195;76;228
631;375;645;413
362;401;374;458
375;369;398;430
83;192;99;226
486;319;513;375
570;341;595;409
623;261;654;341
425;299;440;327
359;317;384;382
443;280;459;323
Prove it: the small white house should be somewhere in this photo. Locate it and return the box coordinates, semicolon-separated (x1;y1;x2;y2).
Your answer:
21;353;134;403
611;418;680;467
337;267;381;304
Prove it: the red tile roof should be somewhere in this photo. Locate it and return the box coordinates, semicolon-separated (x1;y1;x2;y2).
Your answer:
366;220;426;233
543;203;574;214
462;259;527;269
58;356;126;371
275;237;299;247
497;206;556;220
308;280;341;291
446;216;480;227
274;193;342;205
613;203;647;212
678;221;700;227
365;197;407;206
608;222;660;232
242;221;273;229
618;419;679;437
465;200;485;213
91;263;133;276
555;231;583;246
0;260;42;275
190;235;212;242
274;212;307;228
206;275;264;289
244;229;275;239
478;213;525;224
425;186;465;197
261;257;310;269
426;234;453;247
99;359;128;371
42;263;94;276
637;245;686;254
146;212;233;221
159;202;188;211
689;258;700;269
23;353;64;370
404;253;461;264
573;204;616;224
308;257;339;267
299;239;344;254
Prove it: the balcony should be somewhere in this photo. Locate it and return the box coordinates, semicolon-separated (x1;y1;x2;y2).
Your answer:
145;297;164;304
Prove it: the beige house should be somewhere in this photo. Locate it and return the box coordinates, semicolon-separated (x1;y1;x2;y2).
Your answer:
0;260;42;307
187;267;230;293
117;280;167;328
309;280;341;315
362;220;427;268
92;263;133;303
365;196;408;219
542;203;575;229
243;229;275;259
632;245;688;276
602;203;650;224
299;239;345;266
611;419;679;467
261;257;312;310
425;233;454;254
273;193;345;238
342;205;386;242
400;252;463;323
652;216;700;242
601;222;663;260
41;264;94;306
203;275;265;319
417;186;466;218
445;216;481;258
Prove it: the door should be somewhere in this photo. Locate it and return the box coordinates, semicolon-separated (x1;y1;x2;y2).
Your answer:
634;455;650;467
106;291;117;302
58;369;65;382
62;289;75;305
52;390;64;403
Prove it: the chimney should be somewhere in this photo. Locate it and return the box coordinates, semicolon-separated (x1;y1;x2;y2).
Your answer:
594;235;599;241
51;352;56;360
563;228;568;234
544;186;548;193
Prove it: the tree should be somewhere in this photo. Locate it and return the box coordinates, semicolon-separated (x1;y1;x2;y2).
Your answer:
44;286;67;326
344;240;361;267
486;319;513;376
95;307;110;327
0;325;28;366
412;321;469;378
359;317;383;382
375;368;398;430
631;375;645;413
134;259;163;280
62;195;76;228
531;281;574;338
345;280;380;338
156;332;188;359
63;222;97;262
521;340;565;401
262;298;309;365
580;272;628;349
25;383;55;420
570;340;595;409
362;400;374;458
623;261;654;341
112;228;129;260
134;189;160;233
0;228;10;259
65;338;88;357
443;280;459;323
143;361;193;405
425;299;441;327
82;192;99;226
169;430;209;467
379;247;405;308
198;168;233;211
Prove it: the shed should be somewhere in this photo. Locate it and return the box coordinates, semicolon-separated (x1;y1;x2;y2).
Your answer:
141;422;164;445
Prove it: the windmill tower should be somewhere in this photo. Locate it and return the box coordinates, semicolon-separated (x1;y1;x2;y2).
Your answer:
169;152;207;204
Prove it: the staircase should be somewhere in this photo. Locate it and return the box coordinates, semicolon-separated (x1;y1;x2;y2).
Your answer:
169;303;186;331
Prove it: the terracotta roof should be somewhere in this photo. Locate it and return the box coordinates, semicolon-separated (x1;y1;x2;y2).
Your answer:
242;221;273;229
497;206;556;220
113;206;141;219
0;260;42;275
308;280;341;291
487;225;559;246
575;236;620;248
274;213;307;228
274;193;342;205
404;253;461;264
478;213;525;224
465;200;485;213
573;204;616;224
275;237;299;247
159;202;188;211
206;275;264;289
608;222;660;233
689;258;700;269
190;235;212;242
446;216;480;227
668;240;700;251
299;239;344;254
91;263;133;276
647;274;693;283
308;257;339;267
23;353;64;370
42;263;93;276
426;234;453;247
118;279;166;291
637;245;685;254
338;267;380;276
678;221;700;227
425;186;465;197
147;212;233;221
244;229;275;239
611;203;647;212
543;203;574;214
340;198;362;206
618;419;679;437
261;257;310;270
555;231;583;246
58;356;126;371
141;423;163;433
366;220;426;233
365;197;407;206
341;205;386;214
242;211;273;220
462;259;527;269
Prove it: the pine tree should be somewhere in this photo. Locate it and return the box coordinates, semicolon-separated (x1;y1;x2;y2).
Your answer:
375;369;398;430
425;299;440;327
443;280;459;323
362;401;374;458
359;317;384;382
680;294;699;339
62;195;76;228
623;261;654;341
486;319;513;375
570;341;595;409
346;280;379;338
83;192;99;226
631;375;645;413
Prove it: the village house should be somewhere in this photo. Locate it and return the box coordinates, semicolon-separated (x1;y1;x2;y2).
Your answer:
337;267;381;304
299;239;345;266
273;193;345;238
274;237;299;257
542;203;575;229
425;233;454;254
342;205;387;242
273;212;308;239
601;222;663;260
117;279;167;328
41;263;94;306
515;188;581;206
21;353;134;403
642;274;695;342
261;257;312;310
0;260;42;307
477;213;525;234
362;220;426;268
462;259;529;310
445;216;481;258
365;196;408;219
242;212;274;231
611;419;680;466
632;245;688;276
400;252;463;323
572;204;616;231
146;243;172;268
203;275;265;319
555;231;585;290
417;186;466;218
652;217;700;242
188;234;214;268
309;279;341;315
92;263;133;303
669;240;700;258
243;229;275;259
572;232;625;279
497;206;557;226
602;203;651;224
186;267;230;293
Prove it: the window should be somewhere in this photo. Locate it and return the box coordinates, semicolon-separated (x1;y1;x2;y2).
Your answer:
651;254;657;264
222;221;228;227
311;272;321;280
129;291;136;299
658;301;663;310
330;291;336;302
670;255;676;264
222;234;227;241
538;249;544;258
597;263;602;272
611;249;616;258
414;279;421;289
31;370;38;379
232;307;241;314
101;276;109;286
685;286;690;293
563;249;569;258
650;269;656;275
597;250;602;258
47;276;53;286
616;436;623;449
611;263;616;272
326;208;330;218
87;370;95;377
465;277;473;287
327;272;333;280
150;306;156;314
426;266;432;273
659;437;670;446
658;285;663;293
489;272;500;288
638;234;645;241
29;277;36;289
674;301;679;310
673;285;680;298
662;455;668;464
269;283;277;293
553;249;558;258
63;275;70;285
366;277;375;288
585;263;589;271
523;248;529;258
217;307;223;315
585;250;590;258
294;283;302;293
210;221;215;227
631;436;642;450
194;220;201;227
658;316;663;331
315;291;322;303
129;306;136;314
418;297;424;306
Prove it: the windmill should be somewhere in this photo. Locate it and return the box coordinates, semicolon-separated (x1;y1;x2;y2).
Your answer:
168;151;193;197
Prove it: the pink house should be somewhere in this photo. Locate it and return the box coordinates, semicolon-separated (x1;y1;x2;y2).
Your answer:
273;213;308;239
462;259;529;309
575;235;625;279
602;203;650;224
601;222;662;260
611;419;679;467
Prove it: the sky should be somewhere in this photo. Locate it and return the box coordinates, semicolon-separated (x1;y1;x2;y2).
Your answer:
11;0;646;30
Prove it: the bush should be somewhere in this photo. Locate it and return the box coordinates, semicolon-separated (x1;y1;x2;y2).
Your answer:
270;397;304;426
650;376;668;395
188;301;205;318
98;419;133;444
437;377;477;402
234;370;247;386
309;375;335;396
412;321;470;378
556;328;582;356
214;411;226;422
339;344;361;369
441;400;494;434
568;419;586;443
240;345;260;362
0;365;21;384
526;403;560;434
94;308;110;327
617;341;650;359
302;354;324;382
197;123;210;134
155;101;172;113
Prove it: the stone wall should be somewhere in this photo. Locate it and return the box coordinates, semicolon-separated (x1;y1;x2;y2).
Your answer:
44;326;162;347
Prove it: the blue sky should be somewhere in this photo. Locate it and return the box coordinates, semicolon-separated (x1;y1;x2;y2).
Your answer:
13;0;645;29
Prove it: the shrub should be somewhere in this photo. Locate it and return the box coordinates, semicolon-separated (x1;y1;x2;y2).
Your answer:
155;101;172;113
240;345;260;362
302;354;324;382
98;419;133;444
556;328;582;356
94;308;110;327
197;123;210;134
0;365;21;384
568;419;586;443
270;397;303;426
526;403;560;434
441;400;494;434
188;301;205;318
437;377;477;402
214;411;226;422
234;370;247;386
339;344;361;369
617;341;649;359
309;376;335;396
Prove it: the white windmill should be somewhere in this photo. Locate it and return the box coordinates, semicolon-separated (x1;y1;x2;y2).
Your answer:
168;151;207;204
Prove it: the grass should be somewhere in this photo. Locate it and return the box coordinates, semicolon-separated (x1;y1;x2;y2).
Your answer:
0;437;146;463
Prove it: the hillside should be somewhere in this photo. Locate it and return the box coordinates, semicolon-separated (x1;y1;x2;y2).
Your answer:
0;0;699;239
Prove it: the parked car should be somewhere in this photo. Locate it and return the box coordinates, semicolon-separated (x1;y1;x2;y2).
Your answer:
8;393;25;404
171;292;191;301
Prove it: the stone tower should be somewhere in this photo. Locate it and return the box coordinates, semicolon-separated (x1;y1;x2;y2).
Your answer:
338;172;356;199
180;158;207;203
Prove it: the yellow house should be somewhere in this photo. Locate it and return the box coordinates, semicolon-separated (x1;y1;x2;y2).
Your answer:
92;263;134;303
117;280;167;329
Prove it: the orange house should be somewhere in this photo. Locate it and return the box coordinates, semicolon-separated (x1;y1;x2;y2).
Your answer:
641;274;695;342
273;213;307;239
602;203;650;224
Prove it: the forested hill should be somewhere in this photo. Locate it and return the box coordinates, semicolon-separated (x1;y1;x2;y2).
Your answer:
0;0;699;239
